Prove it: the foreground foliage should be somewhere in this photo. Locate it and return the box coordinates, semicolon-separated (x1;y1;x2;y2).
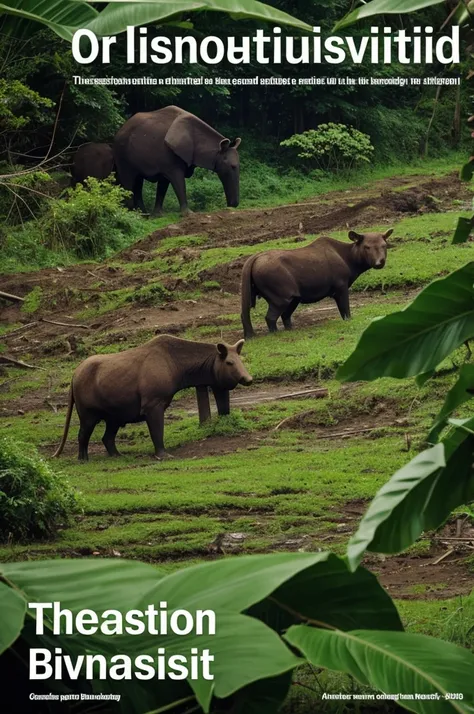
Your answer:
0;0;310;41
1;554;473;714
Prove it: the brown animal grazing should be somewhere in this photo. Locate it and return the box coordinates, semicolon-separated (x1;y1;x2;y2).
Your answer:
53;335;252;461
241;229;393;337
71;142;114;186
113;105;241;216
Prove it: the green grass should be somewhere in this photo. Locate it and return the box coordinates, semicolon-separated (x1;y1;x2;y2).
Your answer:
1;165;473;690
0;212;180;275
2;151;465;276
0;428;411;562
142;152;466;213
121;211;473;295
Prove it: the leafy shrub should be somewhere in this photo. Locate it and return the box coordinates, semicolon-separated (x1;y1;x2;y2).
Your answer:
127;282;170;305
41;176;134;258
281;124;374;172
21;286;43;314
0;437;80;542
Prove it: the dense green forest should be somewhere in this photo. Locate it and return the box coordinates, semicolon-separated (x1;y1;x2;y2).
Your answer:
0;0;470;256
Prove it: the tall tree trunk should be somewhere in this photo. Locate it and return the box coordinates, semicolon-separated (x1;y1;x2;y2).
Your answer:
452;84;462;146
424;86;442;157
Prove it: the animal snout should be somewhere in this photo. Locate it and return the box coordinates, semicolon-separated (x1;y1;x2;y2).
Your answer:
375;259;386;269
240;375;253;386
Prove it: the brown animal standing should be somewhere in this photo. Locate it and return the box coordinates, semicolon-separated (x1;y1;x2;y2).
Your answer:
240;230;393;337
71;142;114;186
113;105;241;216
53;335;252;461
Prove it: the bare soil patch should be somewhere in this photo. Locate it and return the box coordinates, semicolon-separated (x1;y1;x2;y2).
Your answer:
1;171;462;359
119;172;467;257
371;555;473;599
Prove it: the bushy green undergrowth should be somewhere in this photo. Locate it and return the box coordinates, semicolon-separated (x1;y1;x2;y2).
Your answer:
0;437;80;542
127;210;473;290
41;177;134;258
281;124;374;172
1;180;179;274
1;153;466;274
144;152;464;213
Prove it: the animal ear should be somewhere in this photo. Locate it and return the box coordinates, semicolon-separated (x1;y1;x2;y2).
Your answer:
217;343;228;359
234;339;245;354
384;228;394;241
349;231;364;243
165;115;194;167
165;112;224;170
231;137;242;149
219;138;231;152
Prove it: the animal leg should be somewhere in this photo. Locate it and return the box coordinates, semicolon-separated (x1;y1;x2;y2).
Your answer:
77;415;99;462
334;288;351;320
133;176;147;214
145;405;171;460
265;303;282;333
196;386;211;425
151;177;170;217
102;421;121;457
281;298;300;330
169;171;191;216
213;388;230;416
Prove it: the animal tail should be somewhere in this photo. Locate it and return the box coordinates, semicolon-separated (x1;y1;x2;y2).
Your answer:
240;254;259;338
52;384;74;458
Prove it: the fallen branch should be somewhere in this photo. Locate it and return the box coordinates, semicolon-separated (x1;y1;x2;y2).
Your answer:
323;427;382;439
430;548;454;566
40;318;90;329
432;536;474;542
0;290;25;303
274;388;328;401
234;387;328;407
86;270;110;284
274;408;319;432
0;356;46;370
4;321;38;336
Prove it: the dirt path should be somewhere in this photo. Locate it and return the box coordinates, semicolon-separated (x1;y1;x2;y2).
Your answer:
0;171;467;315
120;171;468;256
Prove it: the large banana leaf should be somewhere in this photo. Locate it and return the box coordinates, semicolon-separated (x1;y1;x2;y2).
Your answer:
285;625;474;714
334;0;446;31
337;262;474;383
0;581;26;654
428;364;474;442
1;552;401;712
347;419;474;570
0;554;322;712
248;554;403;633
0;0;311;41
85;0;312;37
0;0;98;40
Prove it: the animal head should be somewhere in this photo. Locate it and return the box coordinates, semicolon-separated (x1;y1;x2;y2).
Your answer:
214;138;241;208
213;338;252;388
349;229;393;269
